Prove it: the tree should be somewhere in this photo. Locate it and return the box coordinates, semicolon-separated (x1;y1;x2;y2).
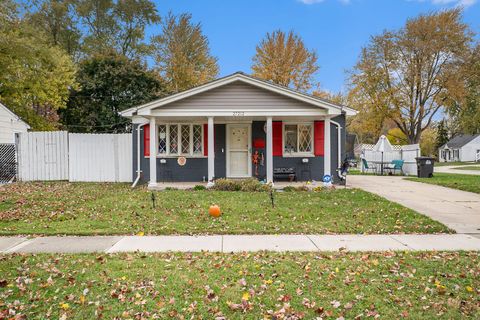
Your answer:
0;0;77;130
252;30;319;92
448;44;480;134
152;12;218;92
435;119;450;150
420;127;438;157
61;53;166;133
27;0;82;58
349;9;472;144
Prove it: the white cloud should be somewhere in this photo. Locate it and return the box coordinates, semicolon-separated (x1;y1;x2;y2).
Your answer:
413;0;477;8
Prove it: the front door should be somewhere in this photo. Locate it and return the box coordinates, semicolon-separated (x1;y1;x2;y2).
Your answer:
227;124;251;178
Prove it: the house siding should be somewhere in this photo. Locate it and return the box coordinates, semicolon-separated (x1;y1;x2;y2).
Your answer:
132;114;346;183
160;82;324;112
0;105;29;144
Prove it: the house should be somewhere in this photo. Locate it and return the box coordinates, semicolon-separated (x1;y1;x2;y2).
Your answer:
438;134;480;163
120;72;357;187
0;102;30;144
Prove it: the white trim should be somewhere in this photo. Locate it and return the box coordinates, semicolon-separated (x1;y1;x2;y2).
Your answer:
208;117;215;182
266;117;273;183
282;122;314;157
226;123;252;178
148;117;157;188
120;73;356;117
324;118;331;176
148;110;332;117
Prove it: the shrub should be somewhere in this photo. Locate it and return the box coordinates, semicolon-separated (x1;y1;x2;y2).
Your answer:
193;185;207;191
282;186;296;192
212;178;270;192
295;185;309;192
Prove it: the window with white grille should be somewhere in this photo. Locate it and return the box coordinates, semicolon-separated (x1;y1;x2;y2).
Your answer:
157;124;203;157
283;123;313;156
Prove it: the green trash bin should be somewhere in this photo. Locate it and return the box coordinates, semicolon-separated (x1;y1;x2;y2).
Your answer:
415;157;435;178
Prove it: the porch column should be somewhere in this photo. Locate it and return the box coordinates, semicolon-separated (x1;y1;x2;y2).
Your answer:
207;116;215;183
324;117;331;177
266;116;273;183
148;117;157;188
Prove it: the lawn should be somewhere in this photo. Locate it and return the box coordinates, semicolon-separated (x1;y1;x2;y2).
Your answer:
0;182;449;235
406;173;480;194
0;251;478;319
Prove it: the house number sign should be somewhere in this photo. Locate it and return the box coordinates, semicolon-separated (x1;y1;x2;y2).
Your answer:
232;112;245;117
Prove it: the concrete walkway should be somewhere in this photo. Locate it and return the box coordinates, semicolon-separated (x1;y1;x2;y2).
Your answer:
435;165;480;175
348;175;480;234
1;234;480;253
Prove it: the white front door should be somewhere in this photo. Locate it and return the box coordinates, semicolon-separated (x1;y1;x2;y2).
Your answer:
226;124;251;178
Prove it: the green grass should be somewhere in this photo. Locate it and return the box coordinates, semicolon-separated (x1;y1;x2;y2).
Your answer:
0;182;450;235
453;166;480;171
435;161;479;167
406;173;480;194
0;251;478;319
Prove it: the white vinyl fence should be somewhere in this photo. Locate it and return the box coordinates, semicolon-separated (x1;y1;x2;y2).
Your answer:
359;143;421;176
69;133;132;182
18;131;69;181
17;131;132;182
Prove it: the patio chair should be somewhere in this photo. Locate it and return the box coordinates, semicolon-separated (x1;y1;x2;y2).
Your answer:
386;160;404;175
361;158;377;174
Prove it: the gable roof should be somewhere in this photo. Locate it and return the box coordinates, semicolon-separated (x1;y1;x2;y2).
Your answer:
0;102;30;129
120;72;357;117
442;134;480;149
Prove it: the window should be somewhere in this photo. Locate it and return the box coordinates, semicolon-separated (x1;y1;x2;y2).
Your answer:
283;123;313;156
157;124;203;156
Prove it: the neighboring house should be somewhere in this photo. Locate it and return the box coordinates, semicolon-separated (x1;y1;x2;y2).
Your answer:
438;134;480;163
120;72;357;186
0;103;30;144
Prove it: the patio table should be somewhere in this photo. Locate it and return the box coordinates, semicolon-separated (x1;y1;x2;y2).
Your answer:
371;160;392;175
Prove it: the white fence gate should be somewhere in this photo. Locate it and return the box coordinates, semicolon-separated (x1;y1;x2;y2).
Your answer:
18;131;69;181
17;131;132;182
69;133;132;182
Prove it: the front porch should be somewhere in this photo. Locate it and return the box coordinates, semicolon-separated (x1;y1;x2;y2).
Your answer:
140;115;336;188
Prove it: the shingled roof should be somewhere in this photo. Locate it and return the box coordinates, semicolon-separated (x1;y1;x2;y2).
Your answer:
442;134;480;149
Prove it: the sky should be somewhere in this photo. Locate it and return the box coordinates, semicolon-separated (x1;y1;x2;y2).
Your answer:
150;0;480;93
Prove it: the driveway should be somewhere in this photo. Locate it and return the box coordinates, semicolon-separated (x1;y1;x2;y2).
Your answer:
435;165;480;175
348;175;480;234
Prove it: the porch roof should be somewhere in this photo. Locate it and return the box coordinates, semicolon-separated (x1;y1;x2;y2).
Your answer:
120;72;357;119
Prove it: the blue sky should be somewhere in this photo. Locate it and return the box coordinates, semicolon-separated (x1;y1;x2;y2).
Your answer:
150;0;480;93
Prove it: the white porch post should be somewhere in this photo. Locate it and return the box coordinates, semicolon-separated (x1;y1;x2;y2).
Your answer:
266;117;273;183
148;117;157;188
324;117;331;177
207;116;215;183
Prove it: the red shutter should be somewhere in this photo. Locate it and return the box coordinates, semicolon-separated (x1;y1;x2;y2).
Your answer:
272;121;282;156
203;124;208;156
144;124;150;157
314;121;325;156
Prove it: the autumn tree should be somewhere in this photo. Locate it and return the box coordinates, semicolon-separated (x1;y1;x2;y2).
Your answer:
349;9;472;144
448;43;480;134
152;12;218;92
61;53;166;133
0;0;76;130
252;30;319;92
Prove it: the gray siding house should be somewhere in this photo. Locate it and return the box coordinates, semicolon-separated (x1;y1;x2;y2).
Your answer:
439;134;480;162
120;72;356;187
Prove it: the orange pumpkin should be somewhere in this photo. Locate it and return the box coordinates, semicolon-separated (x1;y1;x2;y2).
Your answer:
208;205;221;218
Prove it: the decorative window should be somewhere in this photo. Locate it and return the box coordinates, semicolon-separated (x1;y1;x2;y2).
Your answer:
157;124;203;157
283;123;313;156
158;125;167;154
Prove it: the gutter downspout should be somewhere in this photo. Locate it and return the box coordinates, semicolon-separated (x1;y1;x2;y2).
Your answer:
132;122;147;188
330;120;342;169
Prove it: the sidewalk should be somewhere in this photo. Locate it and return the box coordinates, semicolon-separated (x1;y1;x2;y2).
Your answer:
348;175;480;234
1;234;480;253
435;165;480;175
